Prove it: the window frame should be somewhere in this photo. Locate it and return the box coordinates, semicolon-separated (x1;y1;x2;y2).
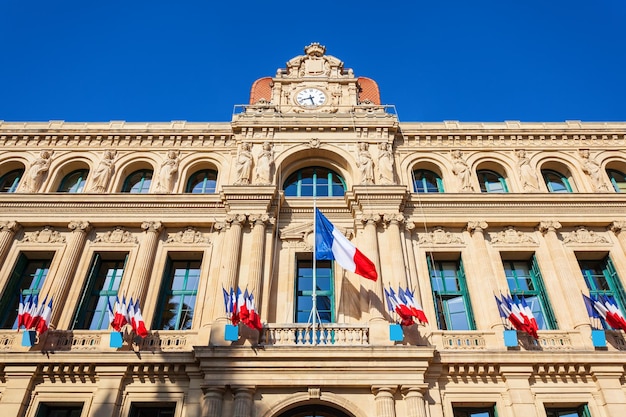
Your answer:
579;255;626;329
545;404;591;417
428;257;475;330
122;169;153;193
542;169;573;193
502;256;557;330
607;168;626;193
185;169;218;194
295;257;335;324
71;252;128;330
153;254;202;330
477;169;508;193
413;169;444;193
283;166;346;197
0;168;24;193
57;169;89;193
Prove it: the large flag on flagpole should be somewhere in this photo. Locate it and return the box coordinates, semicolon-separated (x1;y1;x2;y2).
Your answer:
315;208;378;281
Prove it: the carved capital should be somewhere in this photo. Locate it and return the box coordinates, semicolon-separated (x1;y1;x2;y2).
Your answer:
141;221;163;233
249;213;273;225
0;221;20;233
538;220;562;234
609;221;626;235
383;213;405;225
68;221;91;233
371;385;397;397
226;213;248;225
360;213;382;226
467;220;488;234
201;385;226;397
405;222;416;232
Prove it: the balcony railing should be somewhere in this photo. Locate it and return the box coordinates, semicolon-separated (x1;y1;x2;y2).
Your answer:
261;323;369;346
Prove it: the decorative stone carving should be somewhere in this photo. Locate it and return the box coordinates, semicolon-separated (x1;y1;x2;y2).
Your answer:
22;226;65;243
377;142;395;185
538;220;562;234
285;43;338;78
562;226;610;244
383;213;405;225
254;142;274;185
88;150;116;193
279;223;314;250
451;150;474;192
417;227;464;245
154;150;180;193
19;150;53;192
308;138;321;149
489;226;538;245
356;142;374;185
141;221;163;234
580;149;610;192
0;221;20;233
234;142;253;185
68;221;91;233
466;220;488;234
166;227;209;244
515;149;539;192
609;221;626;235
94;227;138;244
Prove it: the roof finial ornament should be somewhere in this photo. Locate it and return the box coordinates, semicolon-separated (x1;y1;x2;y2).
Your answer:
305;42;326;57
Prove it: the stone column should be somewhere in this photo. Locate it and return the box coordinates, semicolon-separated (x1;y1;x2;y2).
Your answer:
232;386;255;417
609;221;626;253
247;214;272;311
538;221;590;331
401;386;428;417
1;365;38;417
592;366;626;417
131;221;163;303
220;214;247;292
201;386;226;417
466;221;503;330
0;221;20;267
372;385;397;417
383;213;408;289
360;214;383;319
500;366;538;417
49;221;91;327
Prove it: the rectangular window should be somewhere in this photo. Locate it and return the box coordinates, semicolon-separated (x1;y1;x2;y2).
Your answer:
453;405;496;417
0;252;53;329
36;403;83;417
296;257;334;323
428;256;475;330
579;255;626;328
72;252;127;330
129;402;176;417
503;255;557;330
154;253;202;330
545;404;591;417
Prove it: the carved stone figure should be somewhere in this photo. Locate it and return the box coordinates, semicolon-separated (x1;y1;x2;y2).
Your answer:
377;142;395;185
154;150;180;193
515;149;539;192
255;142;274;185
357;143;374;185
19;150;53;192
580;149;610;192
451;150;473;192
235;142;253;185
88;150;116;193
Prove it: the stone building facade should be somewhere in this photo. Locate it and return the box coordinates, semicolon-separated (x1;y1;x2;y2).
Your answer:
1;44;626;417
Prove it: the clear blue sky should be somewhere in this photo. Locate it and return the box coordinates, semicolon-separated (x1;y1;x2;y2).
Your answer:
2;1;625;123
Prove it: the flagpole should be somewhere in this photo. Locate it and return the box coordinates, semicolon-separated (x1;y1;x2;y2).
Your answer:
312;198;318;346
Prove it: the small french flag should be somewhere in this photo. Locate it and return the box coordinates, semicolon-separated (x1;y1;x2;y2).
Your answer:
315;208;378;281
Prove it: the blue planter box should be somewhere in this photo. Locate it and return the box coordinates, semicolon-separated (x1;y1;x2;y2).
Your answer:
591;329;606;348
389;324;404;341
109;331;124;348
21;330;36;347
225;324;239;341
503;329;519;347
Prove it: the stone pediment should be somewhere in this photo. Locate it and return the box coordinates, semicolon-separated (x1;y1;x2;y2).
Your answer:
283;43;347;79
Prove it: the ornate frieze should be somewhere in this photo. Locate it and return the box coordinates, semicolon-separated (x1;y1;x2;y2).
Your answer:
94;227;138;244
166;227;209;244
562;226;610;244
416;226;464;245
488;226;538;245
21;226;65;243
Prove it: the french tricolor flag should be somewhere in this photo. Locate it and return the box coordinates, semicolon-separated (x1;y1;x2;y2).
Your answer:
315;208;378;281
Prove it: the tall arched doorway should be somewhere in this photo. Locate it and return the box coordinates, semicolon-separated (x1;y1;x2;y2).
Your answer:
276;404;354;417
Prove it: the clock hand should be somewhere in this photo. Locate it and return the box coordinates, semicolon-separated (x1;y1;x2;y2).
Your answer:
308;96;315;104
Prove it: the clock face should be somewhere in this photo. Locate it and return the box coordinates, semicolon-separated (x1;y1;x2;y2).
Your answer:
296;88;327;107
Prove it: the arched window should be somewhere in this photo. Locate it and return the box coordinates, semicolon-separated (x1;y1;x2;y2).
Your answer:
283;167;346;197
477;169;508;193
277;404;353;417
185;169;217;194
542;169;572;193
607;169;626;193
122;169;153;193
413;169;443;193
0;169;24;193
57;169;89;193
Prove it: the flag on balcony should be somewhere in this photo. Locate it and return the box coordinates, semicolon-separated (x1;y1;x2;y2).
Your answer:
111;296;128;330
495;293;539;339
132;301;149;338
315;208;377;281
128;298;136;331
107;298;117;330
17;293;26;330
222;286;263;330
384;286;428;326
35;298;52;335
244;292;263;330
583;293;626;331
223;287;240;325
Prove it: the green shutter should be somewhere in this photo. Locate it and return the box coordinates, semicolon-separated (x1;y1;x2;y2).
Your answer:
457;257;476;330
531;255;558;329
605;256;626;311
